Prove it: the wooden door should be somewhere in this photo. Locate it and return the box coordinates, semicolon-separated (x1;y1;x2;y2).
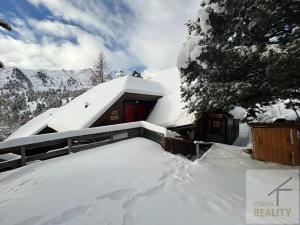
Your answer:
125;104;135;122
253;127;298;165
136;104;145;121
206;119;226;143
124;104;146;122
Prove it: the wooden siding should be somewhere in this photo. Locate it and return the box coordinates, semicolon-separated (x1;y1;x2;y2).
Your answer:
91;93;161;127
251;125;300;166
170;113;239;145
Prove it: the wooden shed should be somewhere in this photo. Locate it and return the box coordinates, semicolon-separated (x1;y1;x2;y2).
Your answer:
169;113;239;145
249;123;300;166
204;113;239;144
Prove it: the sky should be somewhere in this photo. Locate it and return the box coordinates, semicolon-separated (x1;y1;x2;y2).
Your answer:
0;0;199;71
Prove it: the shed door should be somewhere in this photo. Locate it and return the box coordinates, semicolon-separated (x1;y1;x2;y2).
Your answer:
206;119;226;143
253;127;298;165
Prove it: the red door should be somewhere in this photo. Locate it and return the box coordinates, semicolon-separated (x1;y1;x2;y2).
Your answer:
136;104;145;121
124;104;145;122
125;104;135;122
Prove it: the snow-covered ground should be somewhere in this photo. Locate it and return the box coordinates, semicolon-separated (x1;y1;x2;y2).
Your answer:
233;123;252;147
0;137;295;225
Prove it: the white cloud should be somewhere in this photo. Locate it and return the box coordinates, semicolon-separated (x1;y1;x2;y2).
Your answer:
0;0;199;70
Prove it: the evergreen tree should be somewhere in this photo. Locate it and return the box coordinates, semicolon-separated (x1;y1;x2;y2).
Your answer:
116;70;126;78
177;0;300;120
90;52;112;85
131;70;142;78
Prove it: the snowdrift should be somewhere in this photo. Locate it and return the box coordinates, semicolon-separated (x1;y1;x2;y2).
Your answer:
0;137;297;225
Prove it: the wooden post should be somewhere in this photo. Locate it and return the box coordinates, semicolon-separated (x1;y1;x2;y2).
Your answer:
195;142;200;159
140;127;144;138
110;132;114;143
20;146;26;166
68;138;73;154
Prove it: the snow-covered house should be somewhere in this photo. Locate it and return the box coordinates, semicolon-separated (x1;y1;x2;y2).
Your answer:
6;68;195;141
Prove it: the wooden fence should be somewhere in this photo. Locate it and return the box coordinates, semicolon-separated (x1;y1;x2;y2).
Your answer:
0;123;212;172
165;138;212;158
0;126;164;171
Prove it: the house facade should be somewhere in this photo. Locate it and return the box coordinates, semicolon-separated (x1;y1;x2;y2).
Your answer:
6;68;239;145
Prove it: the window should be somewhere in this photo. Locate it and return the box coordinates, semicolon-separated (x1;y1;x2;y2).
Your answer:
209;119;224;136
110;110;119;121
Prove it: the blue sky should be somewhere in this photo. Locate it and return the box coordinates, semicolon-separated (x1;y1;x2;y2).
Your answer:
0;0;199;71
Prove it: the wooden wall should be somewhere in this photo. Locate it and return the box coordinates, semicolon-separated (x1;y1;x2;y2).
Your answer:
91;93;160;127
251;125;300;166
164;137;211;157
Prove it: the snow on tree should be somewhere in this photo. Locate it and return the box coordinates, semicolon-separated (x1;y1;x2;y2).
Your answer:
131;70;142;78
90;52;112;85
177;0;300;120
116;70;126;78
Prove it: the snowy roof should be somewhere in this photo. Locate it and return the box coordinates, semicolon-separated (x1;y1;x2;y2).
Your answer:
47;76;164;132
5;68;195;141
5;108;59;141
146;68;195;127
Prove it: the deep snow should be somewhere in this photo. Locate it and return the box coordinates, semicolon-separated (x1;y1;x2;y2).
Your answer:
0;138;296;225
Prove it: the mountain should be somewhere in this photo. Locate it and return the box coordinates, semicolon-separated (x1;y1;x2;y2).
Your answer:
0;67;93;141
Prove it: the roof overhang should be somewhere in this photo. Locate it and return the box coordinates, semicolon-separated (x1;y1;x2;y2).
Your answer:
248;122;300;128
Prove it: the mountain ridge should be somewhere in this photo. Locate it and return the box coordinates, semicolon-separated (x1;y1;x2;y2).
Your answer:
0;67;93;141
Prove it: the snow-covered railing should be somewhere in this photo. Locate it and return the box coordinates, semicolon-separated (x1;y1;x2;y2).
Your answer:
0;121;167;171
194;141;213;158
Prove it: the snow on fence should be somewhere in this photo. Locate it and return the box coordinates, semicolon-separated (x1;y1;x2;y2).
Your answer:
0;122;167;171
0;121;211;172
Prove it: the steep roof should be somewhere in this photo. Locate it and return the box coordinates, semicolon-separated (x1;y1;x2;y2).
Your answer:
5;68;195;141
5;108;59;141
146;68;195;127
47;76;164;132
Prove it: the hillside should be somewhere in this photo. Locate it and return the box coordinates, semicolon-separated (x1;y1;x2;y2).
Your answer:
0;67;93;141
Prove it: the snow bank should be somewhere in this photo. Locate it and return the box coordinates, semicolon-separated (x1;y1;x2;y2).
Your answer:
146;68;195;127
0;138;296;225
0;153;20;162
233;123;252;147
